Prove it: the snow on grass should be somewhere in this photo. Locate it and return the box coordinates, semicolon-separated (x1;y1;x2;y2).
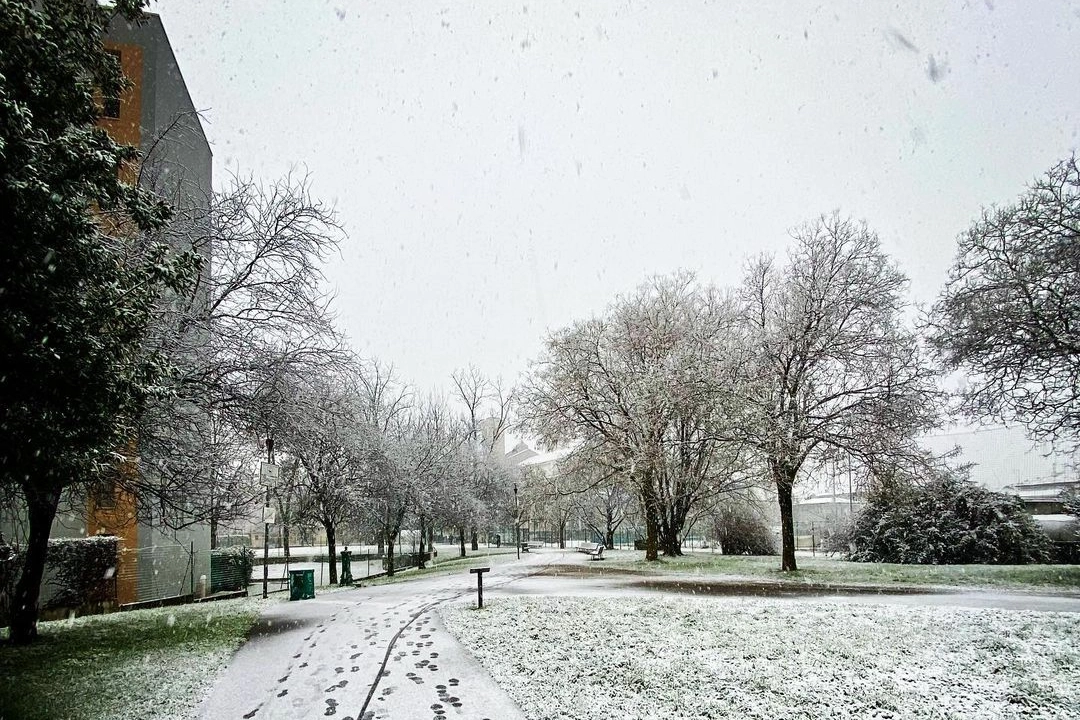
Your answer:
0;597;270;720
595;551;1080;590
441;596;1080;719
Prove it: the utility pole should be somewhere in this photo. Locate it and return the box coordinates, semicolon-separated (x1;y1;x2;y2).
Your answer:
263;437;274;599
847;455;853;515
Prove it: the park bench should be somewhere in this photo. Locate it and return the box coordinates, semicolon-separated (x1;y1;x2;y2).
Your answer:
576;542;605;560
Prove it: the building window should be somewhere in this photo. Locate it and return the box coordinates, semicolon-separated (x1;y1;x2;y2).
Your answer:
102;50;122;119
93;481;116;510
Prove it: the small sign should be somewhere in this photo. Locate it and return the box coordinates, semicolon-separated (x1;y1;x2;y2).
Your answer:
262;505;276;525
260;462;279;483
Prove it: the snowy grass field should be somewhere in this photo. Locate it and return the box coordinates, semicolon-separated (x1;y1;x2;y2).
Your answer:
0;597;266;720
441;595;1080;719
593;551;1080;590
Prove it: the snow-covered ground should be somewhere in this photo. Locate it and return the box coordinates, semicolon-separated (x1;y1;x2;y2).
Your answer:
441;595;1080;719
1;596;274;720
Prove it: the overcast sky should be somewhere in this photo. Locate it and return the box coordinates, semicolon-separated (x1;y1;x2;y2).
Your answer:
150;0;1080;396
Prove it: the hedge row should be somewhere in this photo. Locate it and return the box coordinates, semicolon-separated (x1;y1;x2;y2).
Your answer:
0;536;119;623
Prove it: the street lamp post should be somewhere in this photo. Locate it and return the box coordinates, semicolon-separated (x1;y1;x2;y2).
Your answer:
262;437;273;599
514;484;520;560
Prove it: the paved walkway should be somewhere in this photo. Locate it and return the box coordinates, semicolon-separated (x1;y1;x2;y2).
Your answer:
200;550;1080;719
199;552;554;720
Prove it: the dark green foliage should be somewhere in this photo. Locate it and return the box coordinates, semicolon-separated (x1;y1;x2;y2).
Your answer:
40;536;119;609
712;505;777;556
1064;488;1080;522
844;473;1052;564
1;536;118;622
0;0;201;642
1;0;199;491
0;540;16;623
210;546;254;593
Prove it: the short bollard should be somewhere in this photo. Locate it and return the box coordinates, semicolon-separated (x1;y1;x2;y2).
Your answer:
470;567;490;609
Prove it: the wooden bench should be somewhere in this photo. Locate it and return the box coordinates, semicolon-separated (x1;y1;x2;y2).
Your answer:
520;541;530;553
576;542;605;560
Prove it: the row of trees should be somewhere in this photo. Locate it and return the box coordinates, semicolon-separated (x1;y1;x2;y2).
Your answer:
519;152;1079;571
519;215;940;570
0;0;518;643
262;362;516;583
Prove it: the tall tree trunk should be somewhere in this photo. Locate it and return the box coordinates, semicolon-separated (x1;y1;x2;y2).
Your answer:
641;481;660;561
775;472;798;572
418;513;427;569
658;525;683;557
458;526;466;558
427;526;435;562
325;522;339;584
558;522;566;549
645;513;658;561
10;485;62;644
282;523;290;562
470;527;478;551
604;528;615;550
209;504;219;550
386;527;397;576
377;534;385;555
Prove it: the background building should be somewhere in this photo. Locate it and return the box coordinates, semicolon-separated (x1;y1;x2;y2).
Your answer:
9;12;215;608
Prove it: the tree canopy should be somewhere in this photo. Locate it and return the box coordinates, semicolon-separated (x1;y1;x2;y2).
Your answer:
0;0;199;643
930;155;1080;449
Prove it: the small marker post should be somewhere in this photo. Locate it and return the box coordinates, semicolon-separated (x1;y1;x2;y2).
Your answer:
470;567;490;608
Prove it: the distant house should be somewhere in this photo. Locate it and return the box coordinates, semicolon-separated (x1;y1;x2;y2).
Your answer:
503;441;539;467
793;425;1079;527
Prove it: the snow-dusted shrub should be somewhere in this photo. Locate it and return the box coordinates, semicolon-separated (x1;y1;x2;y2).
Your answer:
844;474;1052;564
1064;488;1080;524
210;546;254;592
712;505;776;555
41;535;119;609
819;522;853;556
0;540;17;623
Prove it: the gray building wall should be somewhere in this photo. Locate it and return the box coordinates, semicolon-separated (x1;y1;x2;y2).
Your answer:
107;13;215;601
107;13;212;213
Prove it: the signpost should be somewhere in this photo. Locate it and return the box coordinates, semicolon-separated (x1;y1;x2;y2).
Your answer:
470;567;490;608
260;451;277;599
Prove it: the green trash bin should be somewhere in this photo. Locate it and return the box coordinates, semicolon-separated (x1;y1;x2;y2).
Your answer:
288;569;315;601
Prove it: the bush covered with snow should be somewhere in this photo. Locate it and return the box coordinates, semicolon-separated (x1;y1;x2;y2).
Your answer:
1064;488;1080;523
843;474;1052;564
210;546;254;592
41;535;119;610
711;505;776;555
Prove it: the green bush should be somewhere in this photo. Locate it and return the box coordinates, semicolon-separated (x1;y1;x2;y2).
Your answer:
712;505;777;555
210;546;254;593
1064;488;1080;524
43;536;119;610
1;536;119;622
0;541;17;624
844;473;1052;564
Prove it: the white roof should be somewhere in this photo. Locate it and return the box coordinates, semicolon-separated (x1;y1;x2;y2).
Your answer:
518;443;580;467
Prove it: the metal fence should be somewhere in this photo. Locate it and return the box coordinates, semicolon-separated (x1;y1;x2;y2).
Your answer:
115;543;198;607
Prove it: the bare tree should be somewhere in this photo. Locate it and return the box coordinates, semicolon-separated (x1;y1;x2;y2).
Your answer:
929;154;1080;450
277;365;368;584
451;366;515;549
374;399;462;575
732;214;940;571
518;272;752;560
132;173;347;535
